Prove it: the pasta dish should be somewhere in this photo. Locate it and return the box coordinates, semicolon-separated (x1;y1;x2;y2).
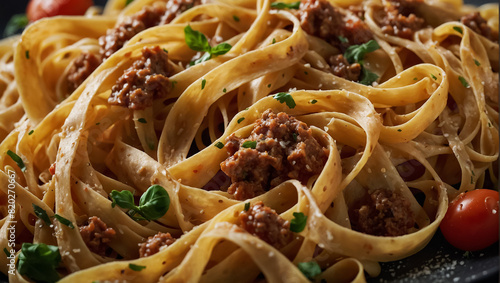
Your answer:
0;0;498;282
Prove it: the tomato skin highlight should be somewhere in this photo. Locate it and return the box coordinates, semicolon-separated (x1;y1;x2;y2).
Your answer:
27;0;94;22
440;189;499;251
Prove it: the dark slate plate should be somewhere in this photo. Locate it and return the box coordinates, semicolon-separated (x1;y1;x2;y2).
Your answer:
0;0;498;282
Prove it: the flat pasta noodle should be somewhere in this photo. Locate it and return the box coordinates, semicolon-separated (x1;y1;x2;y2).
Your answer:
0;0;497;282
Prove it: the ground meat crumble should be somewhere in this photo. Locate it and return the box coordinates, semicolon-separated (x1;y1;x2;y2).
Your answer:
461;12;498;42
220;110;329;200
239;201;292;249
328;54;362;82
138;232;176;257
108;45;173;110
379;0;426;39
66;52;101;95
349;189;416;237
79;216;116;256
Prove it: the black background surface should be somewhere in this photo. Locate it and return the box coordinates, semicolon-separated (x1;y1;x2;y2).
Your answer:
0;0;498;282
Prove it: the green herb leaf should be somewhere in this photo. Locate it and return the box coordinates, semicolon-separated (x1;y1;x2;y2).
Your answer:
297;261;321;280
162;48;168;53
7;150;26;172
397;129;402;132
3;248;11;257
138;185;170;221
18;243;61;283
413;77;418;81
474;59;481;66
237;117;245;124
344;40;380;64
32;204;52;226
358;68;379;85
337;35;348;43
53;214;75;229
25;50;30;59
110;190;136;210
431;74;437;80
184;25;211;52
241;140;257;149
290;212;307;232
453;26;463;34
244;202;250;211
137;118;147;124
292;133;298;142
215;141;224;149
223;88;227;93
129;263;146;271
4;14;28;37
233;15;240;22
273;92;296;109
310;99;317;104
125;0;135;6
28;130;34;135
211;43;232;56
171;80;178;89
271;1;301;9
201;79;207;90
272;38;276;44
191;52;212;65
458;76;469;88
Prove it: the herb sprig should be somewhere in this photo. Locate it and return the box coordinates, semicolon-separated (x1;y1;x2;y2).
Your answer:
184;25;232;65
110;185;170;221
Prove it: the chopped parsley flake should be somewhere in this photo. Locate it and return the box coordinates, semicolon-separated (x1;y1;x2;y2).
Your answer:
267;84;271;88
201;79;206;90
137;118;147;124
298;261;321;280
129;264;146;271
25;50;29;59
272;38;276;44
453;26;463;34
32;204;51;226
223;88;227;93
397;129;402;132
53;214;75;229
244;202;250;211
474;59;481;66
3;248;10;257
7;150;26;172
458;76;469;88
28;130;34;135
237;117;245;124
162;48;168;53
215;142;224;149
310;99;317;104
290;212;307;232
233;15;240;22
270;1;301;9
431;74;437;80
274;92;296;109
241;140;257;149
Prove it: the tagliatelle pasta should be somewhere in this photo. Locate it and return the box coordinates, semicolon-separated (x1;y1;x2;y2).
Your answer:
0;0;498;282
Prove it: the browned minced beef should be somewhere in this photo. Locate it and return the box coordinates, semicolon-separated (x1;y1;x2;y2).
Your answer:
99;6;167;59
379;0;426;40
328;54;362;82
221;110;329;200
66;52;101;94
138;232;176;257
350;189;415;237
461;12;498;42
79;216;116;256
108;46;173;110
239;201;292;249
163;0;202;24
297;0;373;51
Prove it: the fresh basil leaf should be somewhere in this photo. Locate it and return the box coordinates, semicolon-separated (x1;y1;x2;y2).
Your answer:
18;243;61;283
298;261;321;279
129;263;146;271
138;185;170;221
32;204;51;226
184;25;211;52
241;140;257;149
3;14;28;37
7;150;26;172
53;214;75;229
358;67;379;85
290;212;307;232
273;92;296;109
270;1;301;9
110;190;136;210
344;40;380;64
211;43;232;56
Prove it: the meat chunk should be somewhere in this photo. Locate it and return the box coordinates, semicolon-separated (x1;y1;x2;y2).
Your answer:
379;0;426;39
163;0;202;24
138;232;176;257
328;54;362;81
79;216;116;256
461;12;498;42
221;110;329;200
239;201;291;249
297;0;373;51
349;189;415;236
99;5;167;59
108;45;173;110
66;52;101;94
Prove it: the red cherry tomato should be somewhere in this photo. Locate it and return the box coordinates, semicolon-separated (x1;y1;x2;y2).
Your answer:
27;0;94;22
440;189;499;251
